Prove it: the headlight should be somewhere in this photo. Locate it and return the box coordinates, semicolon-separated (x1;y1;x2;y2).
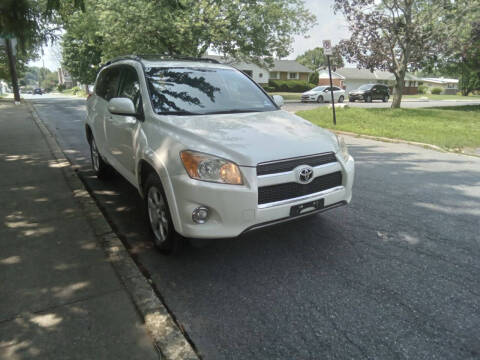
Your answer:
180;150;243;185
336;135;350;161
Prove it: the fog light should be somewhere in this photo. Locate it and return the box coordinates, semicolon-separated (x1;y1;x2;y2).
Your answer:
192;206;209;224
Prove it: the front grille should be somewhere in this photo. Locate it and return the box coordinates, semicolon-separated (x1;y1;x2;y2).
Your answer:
258;171;342;205
257;152;337;176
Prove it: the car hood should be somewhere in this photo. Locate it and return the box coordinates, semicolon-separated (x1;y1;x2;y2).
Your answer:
302;90;318;95
160;110;338;166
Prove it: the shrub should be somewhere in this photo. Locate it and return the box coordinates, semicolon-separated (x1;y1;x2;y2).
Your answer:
268;79;315;92
418;85;428;94
261;85;274;92
57;84;66;92
431;87;443;95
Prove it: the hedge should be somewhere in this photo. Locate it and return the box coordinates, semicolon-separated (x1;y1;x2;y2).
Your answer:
431;87;443;95
268;79;315;92
418;85;428;94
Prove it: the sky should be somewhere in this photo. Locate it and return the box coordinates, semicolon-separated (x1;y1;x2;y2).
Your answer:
28;0;350;71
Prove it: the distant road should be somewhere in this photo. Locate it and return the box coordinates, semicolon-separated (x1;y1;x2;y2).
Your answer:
284;99;480;112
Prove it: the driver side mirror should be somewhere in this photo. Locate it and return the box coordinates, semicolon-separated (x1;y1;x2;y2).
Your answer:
272;95;284;107
108;97;137;116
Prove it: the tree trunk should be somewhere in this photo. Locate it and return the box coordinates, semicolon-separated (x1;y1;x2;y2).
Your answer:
391;72;405;109
5;39;20;102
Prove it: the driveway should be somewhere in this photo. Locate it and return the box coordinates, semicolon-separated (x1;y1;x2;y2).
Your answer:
27;94;480;359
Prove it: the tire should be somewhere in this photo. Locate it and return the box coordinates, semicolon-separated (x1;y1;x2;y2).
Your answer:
338;95;344;103
90;137;111;179
366;95;372;103
144;173;183;254
317;95;324;103
383;95;389;102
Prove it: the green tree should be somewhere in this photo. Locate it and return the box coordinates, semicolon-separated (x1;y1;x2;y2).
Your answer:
296;47;344;72
61;6;102;85
61;0;315;71
422;0;480;96
334;0;446;108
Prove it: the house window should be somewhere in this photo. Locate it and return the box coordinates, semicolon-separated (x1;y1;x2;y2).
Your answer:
259;73;263;78
288;72;299;80
269;72;279;79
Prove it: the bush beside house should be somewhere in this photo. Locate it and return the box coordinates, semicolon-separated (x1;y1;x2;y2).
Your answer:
431;87;443;95
268;79;315;92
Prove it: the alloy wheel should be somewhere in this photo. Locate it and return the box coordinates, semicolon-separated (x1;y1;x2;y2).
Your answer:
147;186;169;246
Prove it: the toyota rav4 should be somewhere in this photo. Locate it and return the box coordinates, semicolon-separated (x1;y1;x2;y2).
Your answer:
85;55;355;253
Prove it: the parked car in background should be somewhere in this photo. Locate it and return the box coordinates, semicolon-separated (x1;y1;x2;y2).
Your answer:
33;88;43;95
85;55;355;254
301;86;346;103
348;84;389;103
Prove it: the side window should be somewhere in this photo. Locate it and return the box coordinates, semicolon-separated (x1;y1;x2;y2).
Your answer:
96;67;121;101
118;67;142;114
333;87;340;91
95;70;108;98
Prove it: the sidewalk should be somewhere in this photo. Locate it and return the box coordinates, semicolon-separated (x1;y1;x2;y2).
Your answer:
0;101;159;359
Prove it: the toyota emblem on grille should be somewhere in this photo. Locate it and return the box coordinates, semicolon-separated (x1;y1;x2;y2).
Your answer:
297;166;314;184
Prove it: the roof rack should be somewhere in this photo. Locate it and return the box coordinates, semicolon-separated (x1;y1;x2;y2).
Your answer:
136;55;220;64
101;54;220;68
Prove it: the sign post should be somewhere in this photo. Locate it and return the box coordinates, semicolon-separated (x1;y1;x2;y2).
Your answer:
323;40;336;126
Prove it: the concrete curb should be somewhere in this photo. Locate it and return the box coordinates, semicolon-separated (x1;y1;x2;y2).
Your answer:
332;129;480;158
25;101;200;360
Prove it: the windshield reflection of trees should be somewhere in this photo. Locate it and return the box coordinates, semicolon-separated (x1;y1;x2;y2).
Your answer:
146;68;220;113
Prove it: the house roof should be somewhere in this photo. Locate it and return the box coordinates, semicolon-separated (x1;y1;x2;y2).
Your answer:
205;55;311;73
271;60;312;73
336;67;419;81
318;70;345;80
421;77;458;84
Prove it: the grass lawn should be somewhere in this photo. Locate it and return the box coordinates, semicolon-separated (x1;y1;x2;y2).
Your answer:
268;92;303;101
403;94;480;101
296;105;480;151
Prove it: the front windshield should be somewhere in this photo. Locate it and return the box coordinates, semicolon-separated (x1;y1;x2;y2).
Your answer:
312;86;327;91
358;84;374;90
145;67;277;115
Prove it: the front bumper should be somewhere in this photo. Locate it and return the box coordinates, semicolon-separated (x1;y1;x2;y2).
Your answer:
349;94;365;101
301;95;319;102
169;155;355;239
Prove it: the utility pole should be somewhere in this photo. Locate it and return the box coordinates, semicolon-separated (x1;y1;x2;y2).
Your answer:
5;38;20;102
323;40;336;126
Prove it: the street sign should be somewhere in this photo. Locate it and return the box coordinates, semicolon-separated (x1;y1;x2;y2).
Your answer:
323;40;333;55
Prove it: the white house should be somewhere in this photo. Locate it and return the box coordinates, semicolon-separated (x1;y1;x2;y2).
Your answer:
332;68;420;95
420;77;458;95
0;80;10;95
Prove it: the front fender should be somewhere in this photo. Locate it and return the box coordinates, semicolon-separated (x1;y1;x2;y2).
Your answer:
138;150;183;235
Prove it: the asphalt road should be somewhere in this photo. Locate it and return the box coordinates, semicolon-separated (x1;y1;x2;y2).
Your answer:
283;99;480;112
29;94;480;360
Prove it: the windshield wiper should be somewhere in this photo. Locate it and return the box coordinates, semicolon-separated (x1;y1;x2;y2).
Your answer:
204;109;262;115
156;110;201;115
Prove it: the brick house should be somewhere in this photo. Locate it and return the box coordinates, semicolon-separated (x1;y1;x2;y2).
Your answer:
206;56;311;85
317;70;346;88
330;68;420;95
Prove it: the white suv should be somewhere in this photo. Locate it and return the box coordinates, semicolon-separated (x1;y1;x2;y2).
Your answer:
86;55;354;253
